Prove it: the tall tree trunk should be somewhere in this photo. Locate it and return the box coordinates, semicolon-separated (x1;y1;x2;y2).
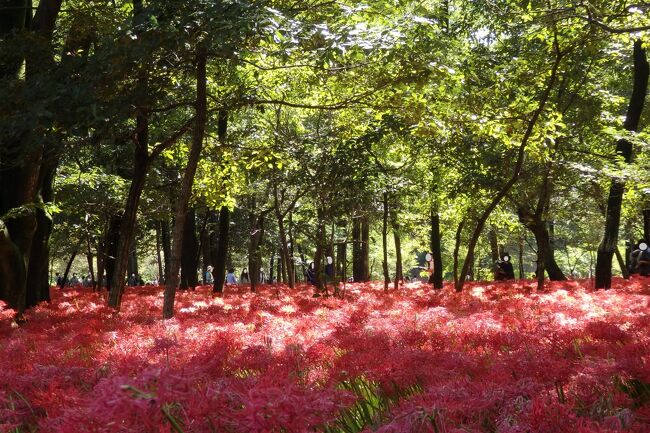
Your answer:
390;210;403;290
213;206;229;293
352;217;362;282
155;222;163;283
162;46;208;319
382;193;390;291
430;210;444;289
104;214;121;291
457;45;563;291
361;216;370;281
161;218;171;281
108;146;150;308
313;209;326;292
518;234;525;279
596;40;649;289
488;226;499;263
248;207;266;292
273;184;295;288
643;208;650;242
200;214;210;283
180;208;198;289
96;229;105;290
86;235;95;286
25;157;56;306
127;245;138;282
453;220;464;285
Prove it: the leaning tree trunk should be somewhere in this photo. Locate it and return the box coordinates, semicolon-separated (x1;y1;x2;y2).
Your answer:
61;250;77;288
162;46;208;319
213;206;230;293
595;40;649;289
108;144;150;308
456;46;563;291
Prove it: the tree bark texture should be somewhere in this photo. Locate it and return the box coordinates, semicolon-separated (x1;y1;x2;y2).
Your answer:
213;206;230;293
180;208;199;289
430;211;444;289
595;40;649;289
162;46;207;318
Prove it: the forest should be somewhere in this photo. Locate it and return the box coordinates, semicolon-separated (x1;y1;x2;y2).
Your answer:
0;0;649;432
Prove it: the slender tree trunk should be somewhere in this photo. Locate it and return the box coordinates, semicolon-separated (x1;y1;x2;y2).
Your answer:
162;46;208;318
596;40;649;289
456;46;563;291
273;185;295;288
269;251;275;284
180;208;199;289
127;245;138;282
382;193;390;290
86;235;95;286
61;250;77;288
96;235;105;290
488;226;499;263
615;248;630;279
108;147;150;308
352;217;362;282
518;234;525;279
361;216;370;281
161;218;171;281
430;210;443;289
155;222;163;283
248;208;266;292
313;208;326;291
104;214;121;291
390;210;403;290
644;209;650;241
453;220;464;285
213;206;229;293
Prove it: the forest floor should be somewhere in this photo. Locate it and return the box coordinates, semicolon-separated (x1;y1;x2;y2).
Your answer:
0;278;649;433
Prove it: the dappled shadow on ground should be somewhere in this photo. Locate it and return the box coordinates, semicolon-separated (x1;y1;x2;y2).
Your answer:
0;278;649;432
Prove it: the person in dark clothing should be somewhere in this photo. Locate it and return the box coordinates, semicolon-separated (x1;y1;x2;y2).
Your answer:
306;262;317;285
631;240;650;276
494;253;515;281
55;272;63;288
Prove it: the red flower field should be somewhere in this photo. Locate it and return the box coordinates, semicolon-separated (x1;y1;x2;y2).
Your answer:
0;278;649;433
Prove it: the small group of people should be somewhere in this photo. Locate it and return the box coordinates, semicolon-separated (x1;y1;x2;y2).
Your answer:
203;266;263;286
55;272;94;288
630;239;650;276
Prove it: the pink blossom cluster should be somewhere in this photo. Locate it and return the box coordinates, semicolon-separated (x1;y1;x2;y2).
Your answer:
0;277;648;432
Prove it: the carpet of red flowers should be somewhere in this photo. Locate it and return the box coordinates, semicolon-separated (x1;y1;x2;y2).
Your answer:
0;278;649;433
